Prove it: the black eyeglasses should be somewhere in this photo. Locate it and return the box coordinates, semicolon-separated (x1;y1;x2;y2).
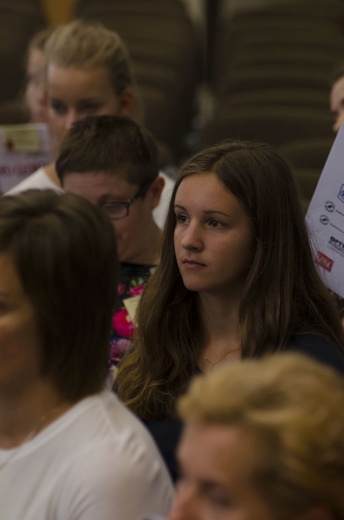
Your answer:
100;182;151;220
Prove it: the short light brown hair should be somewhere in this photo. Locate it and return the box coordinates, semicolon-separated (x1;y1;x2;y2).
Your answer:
179;353;344;519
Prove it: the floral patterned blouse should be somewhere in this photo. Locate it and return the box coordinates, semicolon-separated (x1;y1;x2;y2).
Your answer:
109;262;156;369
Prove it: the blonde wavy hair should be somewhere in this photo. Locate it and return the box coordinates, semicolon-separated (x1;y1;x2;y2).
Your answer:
179;353;344;520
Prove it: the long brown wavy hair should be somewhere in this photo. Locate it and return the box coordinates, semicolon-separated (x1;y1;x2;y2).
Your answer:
115;140;344;419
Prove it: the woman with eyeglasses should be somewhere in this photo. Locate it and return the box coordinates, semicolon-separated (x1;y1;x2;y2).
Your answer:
56;114;164;370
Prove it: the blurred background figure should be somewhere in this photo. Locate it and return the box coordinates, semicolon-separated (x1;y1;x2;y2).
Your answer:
169;353;344;520
0;27;52;125
329;64;344;134
6;19;139;192
0;190;173;520
6;20;174;228
24;27;53;123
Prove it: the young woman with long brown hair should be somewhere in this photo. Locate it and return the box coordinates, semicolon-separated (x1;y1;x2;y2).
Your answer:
115;139;344;479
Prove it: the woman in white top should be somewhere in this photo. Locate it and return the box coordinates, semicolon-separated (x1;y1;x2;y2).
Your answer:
0;189;173;520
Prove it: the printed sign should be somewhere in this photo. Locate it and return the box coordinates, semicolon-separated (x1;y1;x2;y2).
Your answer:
306;124;344;298
0;123;52;194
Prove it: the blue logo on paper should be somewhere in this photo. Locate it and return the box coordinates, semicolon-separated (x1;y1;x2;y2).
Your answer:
338;184;344;203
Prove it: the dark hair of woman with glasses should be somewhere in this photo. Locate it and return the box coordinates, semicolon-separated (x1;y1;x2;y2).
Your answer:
56;114;165;371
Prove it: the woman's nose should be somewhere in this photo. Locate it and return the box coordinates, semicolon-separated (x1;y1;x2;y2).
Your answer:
181;222;203;251
168;485;200;520
64;109;82;131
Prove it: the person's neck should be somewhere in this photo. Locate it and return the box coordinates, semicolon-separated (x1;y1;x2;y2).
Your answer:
43;162;61;187
0;379;71;449
198;292;242;371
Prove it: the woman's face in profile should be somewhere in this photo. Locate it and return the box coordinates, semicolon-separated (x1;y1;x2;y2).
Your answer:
0;253;42;390
330;75;344;134
173;172;254;297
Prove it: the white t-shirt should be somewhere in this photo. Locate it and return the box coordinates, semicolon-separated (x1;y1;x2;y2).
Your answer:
0;390;174;520
5;168;174;230
5;167;64;195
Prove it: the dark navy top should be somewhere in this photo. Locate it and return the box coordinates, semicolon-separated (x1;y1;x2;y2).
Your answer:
285;329;344;374
143;329;344;483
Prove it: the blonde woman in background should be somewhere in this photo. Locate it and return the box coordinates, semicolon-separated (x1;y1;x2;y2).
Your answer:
170;353;344;520
7;20;174;229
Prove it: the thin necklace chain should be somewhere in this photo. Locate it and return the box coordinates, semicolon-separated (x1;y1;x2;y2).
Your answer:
0;403;68;472
204;347;241;372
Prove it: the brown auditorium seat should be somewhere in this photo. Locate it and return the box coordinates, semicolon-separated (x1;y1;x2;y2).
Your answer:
0;99;30;124
226;90;329;111
210;0;344;95
210;0;344;107
200;106;332;149
292;167;324;213
228;47;344;76
277;137;335;209
0;0;46;104
278;137;334;171
219;67;331;98
202;0;344;175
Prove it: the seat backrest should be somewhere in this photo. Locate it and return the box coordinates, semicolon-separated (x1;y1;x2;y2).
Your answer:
0;0;46;103
200;106;333;148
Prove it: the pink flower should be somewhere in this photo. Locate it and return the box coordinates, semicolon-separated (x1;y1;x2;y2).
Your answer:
112;308;134;338
127;284;145;297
